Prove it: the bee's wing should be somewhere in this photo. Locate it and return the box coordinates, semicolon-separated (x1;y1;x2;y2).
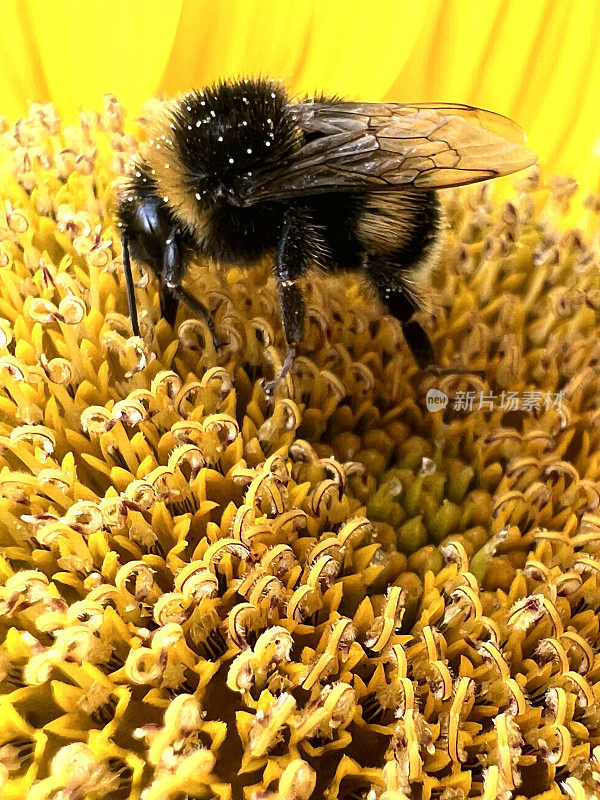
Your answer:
239;102;536;204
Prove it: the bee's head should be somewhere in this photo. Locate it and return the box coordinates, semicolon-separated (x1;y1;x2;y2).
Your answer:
144;78;298;223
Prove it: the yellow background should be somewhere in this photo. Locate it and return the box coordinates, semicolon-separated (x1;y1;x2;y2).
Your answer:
2;0;599;188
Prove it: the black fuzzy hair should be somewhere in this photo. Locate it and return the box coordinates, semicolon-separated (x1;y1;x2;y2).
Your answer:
165;77;299;196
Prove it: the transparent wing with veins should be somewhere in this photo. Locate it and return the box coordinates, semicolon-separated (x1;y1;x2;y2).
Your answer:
239;101;537;204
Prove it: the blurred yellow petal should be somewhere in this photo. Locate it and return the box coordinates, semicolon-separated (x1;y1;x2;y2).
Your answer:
1;0;182;118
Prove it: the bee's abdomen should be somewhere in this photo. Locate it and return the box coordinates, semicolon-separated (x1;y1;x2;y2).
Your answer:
355;189;442;275
307;190;442;277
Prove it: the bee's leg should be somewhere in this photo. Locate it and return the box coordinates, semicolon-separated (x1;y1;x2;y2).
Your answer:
263;207;311;395
400;317;435;370
367;263;434;369
160;285;179;328
389;288;434;369
262;280;304;395
121;234;140;337
172;285;226;350
162;229;224;350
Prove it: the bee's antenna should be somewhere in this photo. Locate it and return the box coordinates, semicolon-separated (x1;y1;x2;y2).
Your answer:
121;234;140;337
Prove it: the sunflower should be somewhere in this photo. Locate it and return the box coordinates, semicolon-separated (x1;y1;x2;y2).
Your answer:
2;5;600;796
0;84;598;800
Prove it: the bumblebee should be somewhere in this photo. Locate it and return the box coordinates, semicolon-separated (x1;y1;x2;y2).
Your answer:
116;77;536;391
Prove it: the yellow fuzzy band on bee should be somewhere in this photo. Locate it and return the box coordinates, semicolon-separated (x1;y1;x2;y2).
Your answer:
2;96;600;800
135;100;213;244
